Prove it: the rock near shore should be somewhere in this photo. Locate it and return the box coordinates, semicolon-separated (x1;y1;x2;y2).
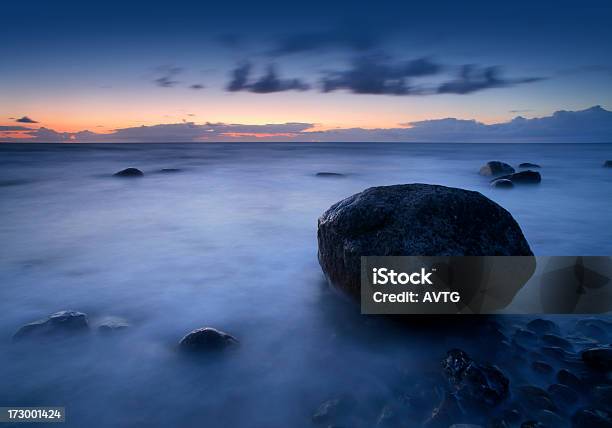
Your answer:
13;310;89;341
479;161;515;176
317;184;533;298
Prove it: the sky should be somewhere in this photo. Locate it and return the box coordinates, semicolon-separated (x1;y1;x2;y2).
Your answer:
2;0;612;142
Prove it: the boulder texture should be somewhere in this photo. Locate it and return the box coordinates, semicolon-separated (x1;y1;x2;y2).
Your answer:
479;161;515;176
317;184;533;298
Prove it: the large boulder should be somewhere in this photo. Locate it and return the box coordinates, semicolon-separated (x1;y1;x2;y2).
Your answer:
317;184;533;299
479;161;515;176
13;310;89;341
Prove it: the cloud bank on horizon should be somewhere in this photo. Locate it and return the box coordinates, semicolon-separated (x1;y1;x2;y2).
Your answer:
2;106;611;143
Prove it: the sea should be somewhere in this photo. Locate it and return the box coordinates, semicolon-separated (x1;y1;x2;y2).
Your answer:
0;142;611;427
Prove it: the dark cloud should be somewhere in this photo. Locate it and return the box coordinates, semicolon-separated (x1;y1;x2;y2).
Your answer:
270;29;378;56
437;65;543;94
15;116;38;123
1;125;35;131
226;63;309;93
190;84;205;90
227;62;251;91
154;66;182;88
321;55;441;95
249;66;310;93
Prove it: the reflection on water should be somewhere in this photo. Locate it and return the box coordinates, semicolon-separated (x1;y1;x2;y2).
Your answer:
0;142;611;427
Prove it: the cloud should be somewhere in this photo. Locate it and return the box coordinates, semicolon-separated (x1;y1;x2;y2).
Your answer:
0;125;35;131
154;66;182;88
437;65;543;94
227;62;251;91
190;84;205;90
15;116;38;123
3;106;611;143
226;63;309;93
270;29;378;56
321;55;442;95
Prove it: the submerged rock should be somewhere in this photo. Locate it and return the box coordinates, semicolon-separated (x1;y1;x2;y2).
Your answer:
159;168;181;173
315;172;345;177
317;184;533;299
556;369;584;392
542;334;574;352
491;179;514;189
516;385;557;412
97;317;129;333
492;170;541;185
179;327;238;352
571;408;612;428
441;349;510;408
526;319;560;336
13;310;89;341
603;161;612;168
479;161;515;176
113;167;144;177
581;347;612;371
519;163;541;168
548;383;578;407
531;361;553;374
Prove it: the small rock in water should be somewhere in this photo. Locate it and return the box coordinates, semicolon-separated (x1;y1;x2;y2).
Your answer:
556;369;584;392
603;160;612;168
159;168;181;173
531;361;553;374
526;319;560;336
541;334;573;352
479;161;515;176
519;163;541;168
315;172;345;177
179;327;238;352
491;179;514;189
581;347;612;371
574;318;610;341
516;385;557;412
571;408;612;428
520;421;544;428
536;410;566;428
441;349;509;408
548;383;579;408
97;317;129;333
113;168;144;177
492;170;541;185
13;310;89;341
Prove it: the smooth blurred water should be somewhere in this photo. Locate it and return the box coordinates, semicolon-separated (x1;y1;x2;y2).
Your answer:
0;142;611;427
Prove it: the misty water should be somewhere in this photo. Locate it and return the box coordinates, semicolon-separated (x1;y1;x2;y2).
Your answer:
0;142;611;427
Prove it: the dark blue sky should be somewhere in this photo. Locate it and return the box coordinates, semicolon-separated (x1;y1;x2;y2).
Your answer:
2;0;612;141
